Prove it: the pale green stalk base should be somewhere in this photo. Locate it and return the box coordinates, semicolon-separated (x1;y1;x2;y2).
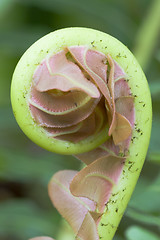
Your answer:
11;28;152;240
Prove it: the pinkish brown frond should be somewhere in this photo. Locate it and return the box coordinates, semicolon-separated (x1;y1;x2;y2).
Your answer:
100;138;120;155
112;112;132;145
75;138;120;165
45;122;82;137
30;47;134;147
114;79;131;99
57;104;107;143
29;96;99;128
114;60;126;81
28;45;136;240
75;147;109;165
70;155;125;211
54;111;96;142
33;51;100;98
115;96;134;126
68;46;112;109
30;89;94;114
107;54;116;136
48;170;96;234
107;56;133;145
76;212;99;240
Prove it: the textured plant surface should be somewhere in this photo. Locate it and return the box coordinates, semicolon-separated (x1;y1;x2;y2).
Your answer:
11;28;152;240
28;45;134;239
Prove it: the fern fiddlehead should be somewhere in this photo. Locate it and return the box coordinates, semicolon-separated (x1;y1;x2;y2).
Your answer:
11;27;152;240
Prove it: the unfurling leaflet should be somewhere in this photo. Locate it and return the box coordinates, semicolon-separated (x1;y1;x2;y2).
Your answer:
29;46;134;240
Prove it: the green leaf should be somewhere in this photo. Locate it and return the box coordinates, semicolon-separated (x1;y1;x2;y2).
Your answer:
129;189;160;213
125;225;160;240
17;0;136;45
0;53;16;106
0;199;59;240
0;0;12;15
147;151;160;164
0;27;50;56
113;235;124;240
129;174;160;212
0;147;79;184
155;49;160;62
149;81;160;97
149;173;160;192
125;208;160;227
149;99;160;152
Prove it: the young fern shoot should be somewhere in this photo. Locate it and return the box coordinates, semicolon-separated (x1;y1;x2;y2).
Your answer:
11;28;152;240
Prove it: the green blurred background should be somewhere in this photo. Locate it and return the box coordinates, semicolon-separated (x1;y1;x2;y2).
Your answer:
0;0;160;239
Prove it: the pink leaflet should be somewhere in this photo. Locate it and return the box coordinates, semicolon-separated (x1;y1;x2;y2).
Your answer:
68;46;107;82
89;211;103;224
29;95;99;128
75;147;109;165
31;46;134;145
76;212;99;240
75;138;120;165
101;137;120;156
28;46;136;240
54;104;107;143
106;56;133;145
114;60;126;81
68;47;133;144
54;111;96;143
112;112;132;145
115;96;135;127
45;122;82;137
112;79;134;145
70;155;125;212
67;48;132;145
107;54;115;107
33;50;100;98
48;170;96;235
30;88;94;114
114;79;135;129
68;46;112;110
107;54;116;136
29;237;54;240
114;79;131;99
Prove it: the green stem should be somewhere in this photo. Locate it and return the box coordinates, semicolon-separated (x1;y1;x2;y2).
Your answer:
134;0;160;71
